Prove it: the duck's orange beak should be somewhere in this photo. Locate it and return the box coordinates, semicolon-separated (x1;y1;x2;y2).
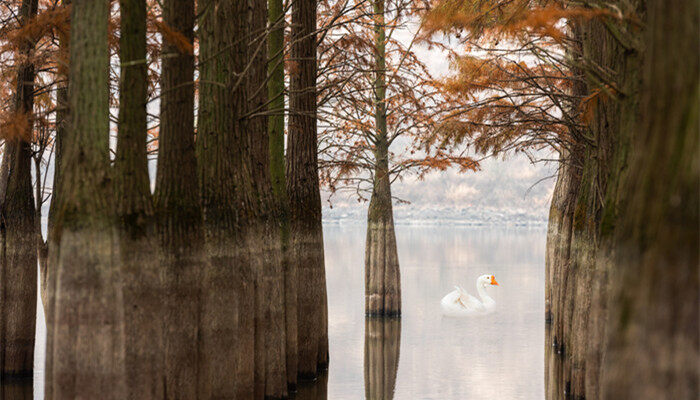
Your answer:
491;276;499;286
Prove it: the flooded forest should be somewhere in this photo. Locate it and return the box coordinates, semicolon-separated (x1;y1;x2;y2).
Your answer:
0;0;697;399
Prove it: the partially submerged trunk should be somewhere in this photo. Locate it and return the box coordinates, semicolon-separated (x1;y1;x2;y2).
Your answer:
364;317;400;400
115;0;162;397
365;0;400;317
197;0;256;396
248;0;287;396
156;0;203;397
268;0;298;388
45;0;127;398
287;0;328;379
0;0;38;381
601;0;698;397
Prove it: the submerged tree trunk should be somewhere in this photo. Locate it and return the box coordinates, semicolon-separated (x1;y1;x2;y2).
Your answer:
268;0;299;389
287;0;328;379
155;0;203;398
365;0;400;317
46;0;127;398
0;0;38;383
248;0;288;396
114;0;162;397
197;0;257;397
364;317;401;400
601;0;698;397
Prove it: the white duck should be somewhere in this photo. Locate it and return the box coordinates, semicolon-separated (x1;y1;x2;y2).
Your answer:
441;274;499;316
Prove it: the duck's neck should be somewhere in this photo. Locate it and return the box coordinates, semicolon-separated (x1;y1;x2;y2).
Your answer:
476;283;494;305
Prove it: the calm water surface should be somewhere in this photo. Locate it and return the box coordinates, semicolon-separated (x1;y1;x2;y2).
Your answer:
28;224;545;399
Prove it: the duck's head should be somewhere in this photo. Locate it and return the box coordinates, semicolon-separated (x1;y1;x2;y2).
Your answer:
478;274;499;288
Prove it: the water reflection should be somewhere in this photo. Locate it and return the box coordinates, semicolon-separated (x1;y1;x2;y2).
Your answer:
0;377;32;400
295;370;328;399
364;317;400;400
24;224;545;399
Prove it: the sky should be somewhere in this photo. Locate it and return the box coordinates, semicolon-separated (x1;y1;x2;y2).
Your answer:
321;23;557;224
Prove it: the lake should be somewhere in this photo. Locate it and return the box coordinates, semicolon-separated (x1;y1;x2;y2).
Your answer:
28;223;546;399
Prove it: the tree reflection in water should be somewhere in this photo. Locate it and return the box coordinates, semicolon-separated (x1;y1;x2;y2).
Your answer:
364;317;401;400
0;377;32;400
295;369;328;399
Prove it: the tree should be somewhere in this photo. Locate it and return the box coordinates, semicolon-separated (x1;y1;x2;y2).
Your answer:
317;0;478;316
154;0;203;397
0;0;38;383
267;0;299;389
287;0;329;378
45;0;127;397
115;0;163;397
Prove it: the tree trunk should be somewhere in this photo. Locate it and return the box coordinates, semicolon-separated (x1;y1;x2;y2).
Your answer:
45;0;127;398
365;0;400;317
248;0;288;396
601;0;699;397
115;0;162;397
287;0;328;379
197;0;256;397
0;0;38;383
268;0;298;389
43;0;70;314
364;317;400;400
155;0;203;398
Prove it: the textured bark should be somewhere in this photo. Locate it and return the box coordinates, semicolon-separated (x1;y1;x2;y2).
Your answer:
0;0;38;382
197;0;256;397
601;0;699;397
45;0;127;398
364;317;400;400
267;1;298;387
364;0;401;317
115;0;162;397
545;1;699;398
287;0;328;379
248;0;288;396
43;0;70;313
155;0;203;398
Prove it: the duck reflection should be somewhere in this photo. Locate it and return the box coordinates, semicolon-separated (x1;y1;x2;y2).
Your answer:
364;317;401;400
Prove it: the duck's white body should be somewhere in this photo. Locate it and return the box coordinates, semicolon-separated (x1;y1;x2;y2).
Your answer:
441;274;499;317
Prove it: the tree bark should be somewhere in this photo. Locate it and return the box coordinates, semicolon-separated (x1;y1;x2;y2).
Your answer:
364;317;400;400
248;0;288;396
197;0;257;397
115;0;162;397
287;0;329;379
0;0;38;383
365;0;400;317
155;0;204;398
268;0;298;389
43;0;70;314
45;0;127;398
601;0;699;397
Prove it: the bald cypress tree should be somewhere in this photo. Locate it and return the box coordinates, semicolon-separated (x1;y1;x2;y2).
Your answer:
45;0;127;398
155;0;204;397
287;0;329;378
114;0;163;397
0;0;38;386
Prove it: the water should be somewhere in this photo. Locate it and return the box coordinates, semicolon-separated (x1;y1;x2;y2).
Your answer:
321;224;546;400
25;224;546;399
